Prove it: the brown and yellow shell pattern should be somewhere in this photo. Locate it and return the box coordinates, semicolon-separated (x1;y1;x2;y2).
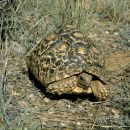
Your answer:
27;25;108;101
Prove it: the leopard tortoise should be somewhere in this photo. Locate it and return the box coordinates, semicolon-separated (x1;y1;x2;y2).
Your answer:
27;25;108;101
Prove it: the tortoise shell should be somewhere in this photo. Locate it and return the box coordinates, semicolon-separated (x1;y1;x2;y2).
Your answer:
27;25;108;100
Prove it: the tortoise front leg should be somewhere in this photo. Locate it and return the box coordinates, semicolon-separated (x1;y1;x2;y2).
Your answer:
46;76;84;95
90;80;108;101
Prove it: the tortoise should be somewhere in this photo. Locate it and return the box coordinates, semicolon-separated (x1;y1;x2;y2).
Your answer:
27;25;108;101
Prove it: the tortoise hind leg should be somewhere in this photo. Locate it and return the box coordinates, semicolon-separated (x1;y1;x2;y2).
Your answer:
46;76;84;95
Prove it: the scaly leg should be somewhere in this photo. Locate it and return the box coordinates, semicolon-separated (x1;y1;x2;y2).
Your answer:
47;76;84;95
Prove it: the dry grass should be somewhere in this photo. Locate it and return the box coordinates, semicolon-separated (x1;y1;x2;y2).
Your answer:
0;0;130;129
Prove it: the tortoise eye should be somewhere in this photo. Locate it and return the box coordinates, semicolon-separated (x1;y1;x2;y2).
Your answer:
79;76;83;81
79;76;85;84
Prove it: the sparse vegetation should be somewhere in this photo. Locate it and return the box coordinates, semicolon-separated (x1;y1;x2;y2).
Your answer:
0;0;130;129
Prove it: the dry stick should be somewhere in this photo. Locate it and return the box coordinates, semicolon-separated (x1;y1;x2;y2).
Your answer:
0;66;6;123
14;1;22;14
1;39;10;124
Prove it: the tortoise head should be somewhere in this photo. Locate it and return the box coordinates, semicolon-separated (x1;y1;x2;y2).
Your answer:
78;72;93;93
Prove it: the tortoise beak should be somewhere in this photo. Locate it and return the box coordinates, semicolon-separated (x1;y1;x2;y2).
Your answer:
86;86;93;93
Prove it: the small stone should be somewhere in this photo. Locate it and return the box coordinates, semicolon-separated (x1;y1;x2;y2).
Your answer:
114;32;119;35
60;123;66;127
43;97;50;104
11;41;25;54
77;122;81;126
105;31;109;34
111;109;120;118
